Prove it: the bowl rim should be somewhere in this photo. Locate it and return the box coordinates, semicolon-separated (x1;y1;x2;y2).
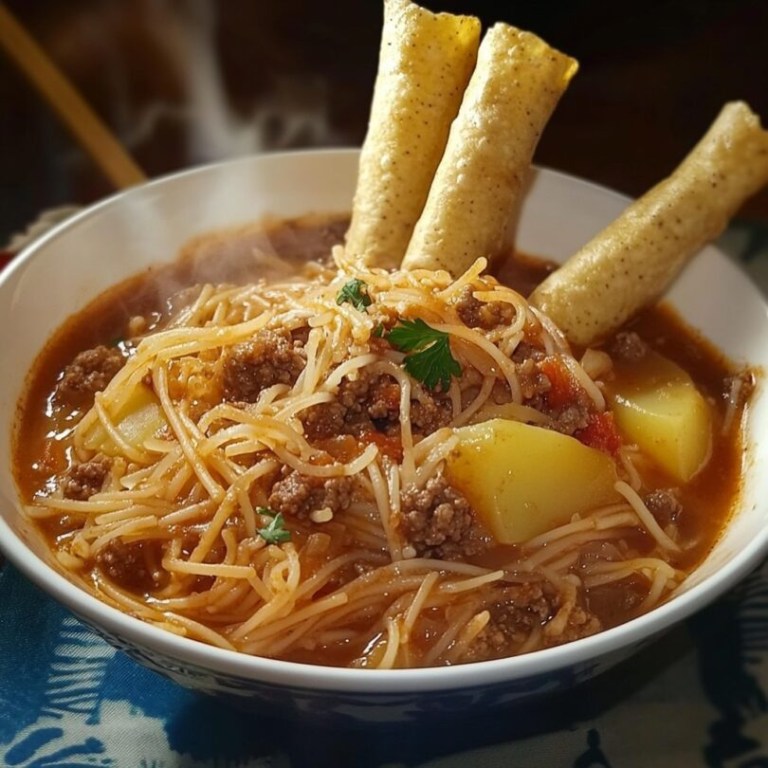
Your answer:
2;147;767;694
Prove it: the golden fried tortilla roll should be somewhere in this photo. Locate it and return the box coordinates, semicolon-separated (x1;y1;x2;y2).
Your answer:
530;101;768;347
401;23;578;274
345;0;480;269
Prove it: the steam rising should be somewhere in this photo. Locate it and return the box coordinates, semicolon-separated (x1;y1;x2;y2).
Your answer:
130;0;341;161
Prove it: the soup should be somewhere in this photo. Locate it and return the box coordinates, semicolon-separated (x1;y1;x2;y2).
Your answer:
11;215;749;668
9;0;767;671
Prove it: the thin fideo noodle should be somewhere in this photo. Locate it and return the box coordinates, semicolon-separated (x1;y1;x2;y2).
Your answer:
31;252;688;668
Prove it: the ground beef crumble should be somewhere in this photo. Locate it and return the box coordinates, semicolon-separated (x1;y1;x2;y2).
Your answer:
56;345;126;407
399;473;487;560
521;380;593;437
96;539;164;592
302;401;348;441
221;328;306;402
338;372;401;430
410;394;453;436
508;345;597;437
302;371;452;442
60;455;112;500
644;489;683;527
520;358;595;437
455;287;515;330
611;331;648;361
552;404;592;435
268;470;354;520
516;357;551;402
463;582;602;662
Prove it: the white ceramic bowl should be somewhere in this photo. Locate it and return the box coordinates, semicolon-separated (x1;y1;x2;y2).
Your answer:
1;149;767;723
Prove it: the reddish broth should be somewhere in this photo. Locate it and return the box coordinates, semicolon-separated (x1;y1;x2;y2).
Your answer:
12;215;746;656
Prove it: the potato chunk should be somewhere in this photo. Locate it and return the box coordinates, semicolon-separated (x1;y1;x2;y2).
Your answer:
83;383;166;456
606;350;712;482
445;419;621;544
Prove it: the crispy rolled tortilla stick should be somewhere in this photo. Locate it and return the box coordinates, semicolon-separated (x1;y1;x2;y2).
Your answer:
401;23;578;274
530;101;768;347
345;0;480;269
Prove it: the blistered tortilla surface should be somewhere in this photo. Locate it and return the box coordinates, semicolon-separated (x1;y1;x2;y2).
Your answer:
530;101;768;347
345;0;480;269
401;23;578;275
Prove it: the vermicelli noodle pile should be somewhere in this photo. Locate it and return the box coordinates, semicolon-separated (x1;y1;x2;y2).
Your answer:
22;245;696;668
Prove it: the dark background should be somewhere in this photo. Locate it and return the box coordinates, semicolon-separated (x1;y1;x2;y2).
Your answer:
2;0;767;242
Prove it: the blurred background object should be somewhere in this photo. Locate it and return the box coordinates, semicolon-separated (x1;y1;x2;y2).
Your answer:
1;0;766;241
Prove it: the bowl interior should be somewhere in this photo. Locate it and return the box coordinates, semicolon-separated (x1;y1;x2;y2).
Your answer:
1;149;767;693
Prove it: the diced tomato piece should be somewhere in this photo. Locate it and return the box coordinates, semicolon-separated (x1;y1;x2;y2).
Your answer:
538;356;579;410
0;249;13;271
575;411;623;455
359;430;403;461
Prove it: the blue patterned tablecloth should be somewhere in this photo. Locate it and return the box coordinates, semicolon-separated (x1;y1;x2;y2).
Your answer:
1;219;768;768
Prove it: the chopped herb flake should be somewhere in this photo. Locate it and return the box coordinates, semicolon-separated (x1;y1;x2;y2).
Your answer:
387;318;461;391
257;511;291;545
336;278;372;312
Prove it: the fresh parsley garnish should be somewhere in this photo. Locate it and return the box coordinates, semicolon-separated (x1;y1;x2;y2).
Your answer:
257;508;291;545
386;318;461;391
336;278;372;312
372;323;385;338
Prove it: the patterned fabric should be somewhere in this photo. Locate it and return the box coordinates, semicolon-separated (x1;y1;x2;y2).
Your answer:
2;220;767;768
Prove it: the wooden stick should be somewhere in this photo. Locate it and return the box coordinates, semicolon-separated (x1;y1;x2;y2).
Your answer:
0;3;146;189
